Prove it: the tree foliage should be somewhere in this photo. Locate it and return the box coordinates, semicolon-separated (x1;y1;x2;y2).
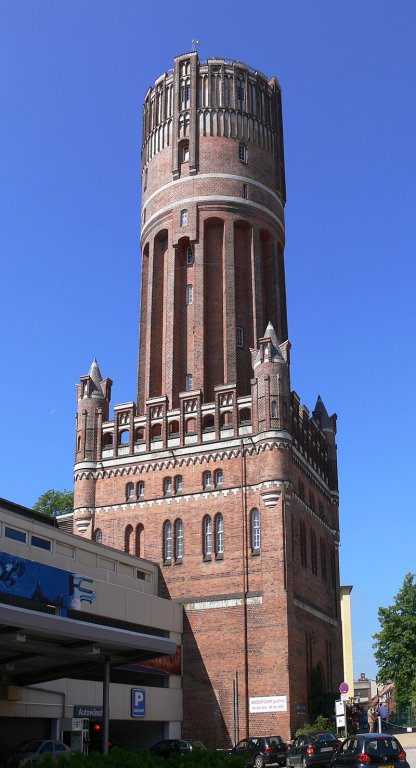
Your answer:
373;572;416;709
33;489;74;517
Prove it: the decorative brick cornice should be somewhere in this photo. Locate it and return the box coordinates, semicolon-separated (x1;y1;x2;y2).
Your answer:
74;438;291;482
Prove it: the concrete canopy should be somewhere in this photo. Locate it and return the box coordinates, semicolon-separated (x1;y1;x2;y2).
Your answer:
0;602;176;687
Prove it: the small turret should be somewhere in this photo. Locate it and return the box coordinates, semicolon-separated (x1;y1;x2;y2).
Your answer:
75;359;112;462
73;360;113;538
251;322;291;433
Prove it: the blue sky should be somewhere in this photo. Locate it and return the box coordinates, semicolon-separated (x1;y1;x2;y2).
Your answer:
1;1;415;683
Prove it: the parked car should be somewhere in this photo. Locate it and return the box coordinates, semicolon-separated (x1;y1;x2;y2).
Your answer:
329;733;409;768
286;732;339;768
230;736;287;768
5;740;71;768
150;739;206;757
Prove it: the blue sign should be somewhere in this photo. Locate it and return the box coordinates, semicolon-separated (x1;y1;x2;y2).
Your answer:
0;550;96;614
131;688;146;717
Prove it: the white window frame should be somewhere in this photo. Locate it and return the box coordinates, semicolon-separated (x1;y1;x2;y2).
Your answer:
186;284;193;305
238;144;247;163
180;209;188;227
137;481;144;498
163;477;172;496
185;374;193;391
203;470;212;489
175;519;184;560
215;514;224;555
251;509;261;550
183;144;190;162
163;520;173;561
203;516;213;557
214;468;223;486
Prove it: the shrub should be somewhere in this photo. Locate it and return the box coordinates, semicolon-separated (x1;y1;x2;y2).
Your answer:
294;715;335;737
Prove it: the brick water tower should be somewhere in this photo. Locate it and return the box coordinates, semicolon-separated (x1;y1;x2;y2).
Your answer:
73;52;342;746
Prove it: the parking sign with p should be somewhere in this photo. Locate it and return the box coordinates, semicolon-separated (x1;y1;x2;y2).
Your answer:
131;688;146;717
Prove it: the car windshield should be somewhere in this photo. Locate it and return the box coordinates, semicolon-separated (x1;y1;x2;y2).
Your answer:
14;741;44;753
312;733;336;742
269;737;284;746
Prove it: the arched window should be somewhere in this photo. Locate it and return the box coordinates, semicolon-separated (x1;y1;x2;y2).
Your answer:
320;538;327;581
311;530;317;575
151;423;162;439
215;513;224;555
175;519;184;560
186;284;193;305
137;481;145;499
93;528;103;544
271;400;277;418
220;411;233;428
119;430;129;446
185;417;196;434
300;520;307;567
135;524;144;558
126;482;135;502
180;209;188;227
203;515;212;557
163;477;172;496
239;408;251;425
182;143;189;162
169;420;179;436
163;520;172;561
180;79;191;107
251;509;261;550
135;427;145;443
202;470;211;489
203;414;214;431
174;475;182;494
238;143;247;162
214;468;223;486
125;525;133;554
185;374;193;391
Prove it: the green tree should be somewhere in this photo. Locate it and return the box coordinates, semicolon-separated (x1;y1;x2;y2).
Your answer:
33;489;74;517
373;572;416;709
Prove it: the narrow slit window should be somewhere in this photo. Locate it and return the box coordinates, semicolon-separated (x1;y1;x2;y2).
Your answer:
238;144;247;163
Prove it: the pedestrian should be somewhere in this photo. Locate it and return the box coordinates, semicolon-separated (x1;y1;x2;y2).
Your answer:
379;703;388;720
367;707;376;733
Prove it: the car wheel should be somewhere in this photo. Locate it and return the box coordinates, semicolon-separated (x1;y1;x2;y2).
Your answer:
254;756;264;768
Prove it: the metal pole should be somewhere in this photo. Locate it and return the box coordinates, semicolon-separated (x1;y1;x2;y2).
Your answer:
235;671;239;744
102;659;110;755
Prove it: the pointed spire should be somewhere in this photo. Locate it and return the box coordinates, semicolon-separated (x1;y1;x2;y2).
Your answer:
313;395;334;431
87;358;105;399
264;321;280;350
